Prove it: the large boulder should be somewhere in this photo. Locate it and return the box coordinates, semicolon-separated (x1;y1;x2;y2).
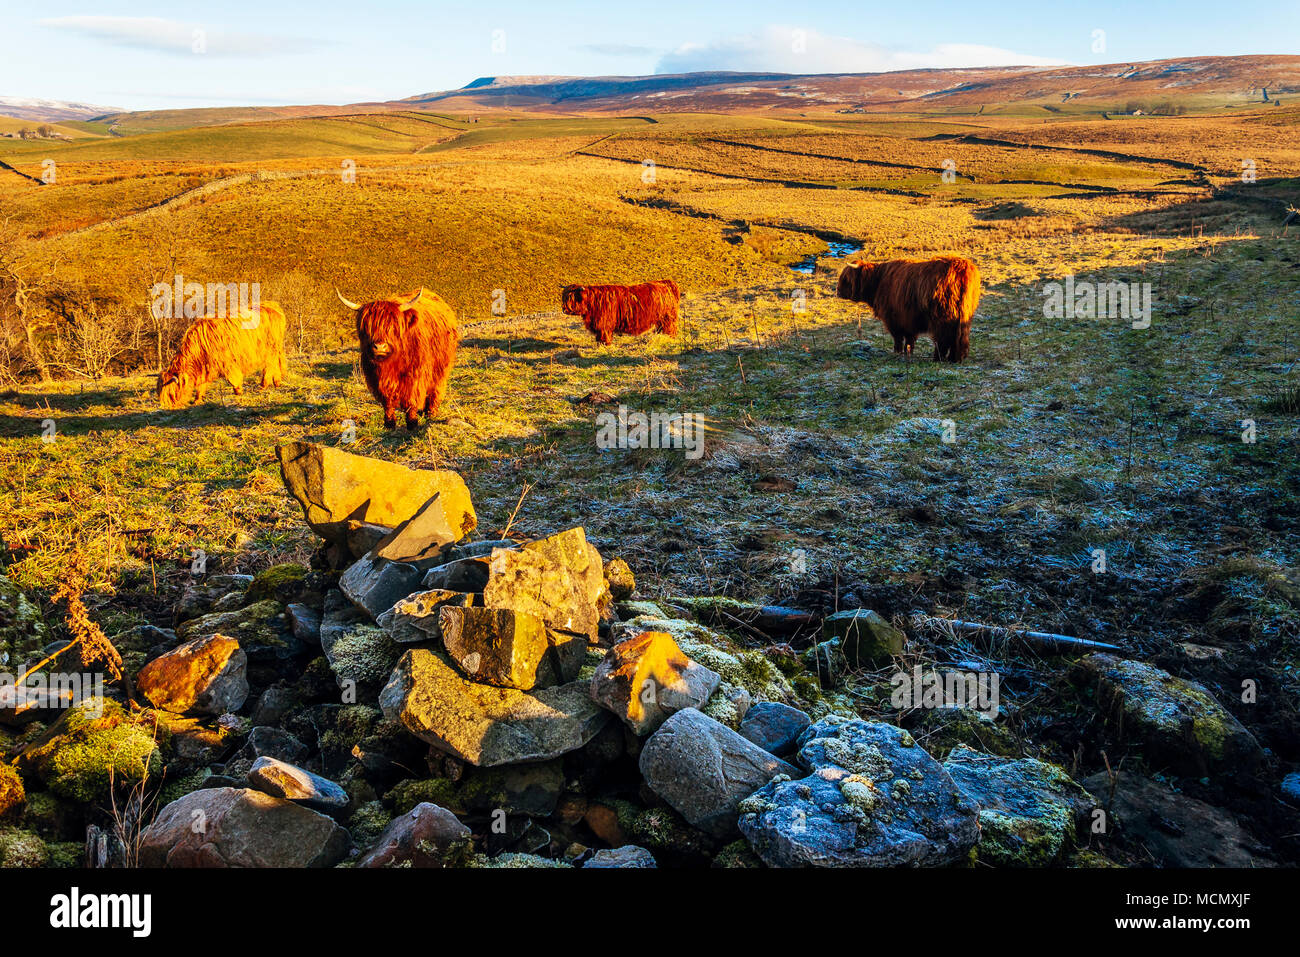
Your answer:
135;634;249;716
944;745;1095;866
355;802;472;868
379;647;611;766
589;631;721;735
639;708;796;837
139;787;350;867
276;441;476;546
737;716;979;867
1075;654;1263;777
482;529;605;642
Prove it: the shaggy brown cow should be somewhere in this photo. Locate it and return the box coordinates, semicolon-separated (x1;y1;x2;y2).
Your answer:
157;302;288;408
837;257;980;362
339;287;459;430
561;280;680;345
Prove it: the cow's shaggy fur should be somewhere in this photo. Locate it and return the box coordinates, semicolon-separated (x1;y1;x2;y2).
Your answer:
156;303;288;408
837;257;980;362
353;288;460;430
561;280;680;345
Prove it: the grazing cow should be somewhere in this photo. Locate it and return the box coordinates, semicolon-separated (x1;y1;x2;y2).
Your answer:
156;302;288;408
837;257;980;362
561;280;680;345
339;287;459;430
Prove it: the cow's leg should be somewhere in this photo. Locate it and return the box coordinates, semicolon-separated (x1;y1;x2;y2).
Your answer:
227;370;243;395
195;383;208;404
425;380;448;419
892;332;906;354
383;401;398;430
904;336;916;357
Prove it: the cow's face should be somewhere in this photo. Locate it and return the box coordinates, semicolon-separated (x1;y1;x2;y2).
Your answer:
837;262;878;305
156;370;191;409
560;286;585;316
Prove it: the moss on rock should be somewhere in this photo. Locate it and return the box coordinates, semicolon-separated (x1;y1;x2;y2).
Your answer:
17;698;163;803
0;827;48;867
245;564;310;605
0;763;24;821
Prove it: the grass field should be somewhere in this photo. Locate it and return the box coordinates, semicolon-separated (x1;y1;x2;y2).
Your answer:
2;100;1299;863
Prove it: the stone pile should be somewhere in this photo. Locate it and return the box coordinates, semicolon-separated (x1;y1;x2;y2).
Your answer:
9;441;1274;870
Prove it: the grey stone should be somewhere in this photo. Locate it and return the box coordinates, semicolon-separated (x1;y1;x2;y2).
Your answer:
823;609;905;667
739;701;811;757
140;787;350;867
376;589;474;644
589;630;721;735
246;756;349;813
585;845;656;868
339;553;423;621
639;708;796;837
737;716;979;867
286;603;322;645
1075;654;1263;777
421;557;491;593
356;802;472;868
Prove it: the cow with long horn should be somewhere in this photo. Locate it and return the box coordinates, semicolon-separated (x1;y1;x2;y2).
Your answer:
341;287;460;430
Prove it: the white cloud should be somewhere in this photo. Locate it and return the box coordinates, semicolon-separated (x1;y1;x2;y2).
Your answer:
657;25;1063;75
39;16;324;58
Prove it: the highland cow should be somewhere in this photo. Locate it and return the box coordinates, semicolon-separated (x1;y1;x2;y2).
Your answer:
561;280;680;345
837;257;980;362
156;302;288;408
339;287;460;430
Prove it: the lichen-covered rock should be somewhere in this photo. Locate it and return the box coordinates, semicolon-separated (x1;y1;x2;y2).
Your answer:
319;590;401;694
0;763;24;820
822;609;905;667
356;802;472;868
739;701;811;757
590;630;721;735
140;787;350;867
246;756;349;813
465;851;567;868
639;708;797;837
136;634;248;716
1076;654;1263;777
585;845;656;868
224;726;307;778
276;441;477;545
379;647;611;766
17;698;162;803
175;600;300;663
0;827;48;867
944;745;1095;866
738;716;979;867
699;682;751;729
615;616;801;706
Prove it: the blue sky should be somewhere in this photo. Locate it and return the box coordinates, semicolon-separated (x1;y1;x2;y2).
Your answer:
2;1;1294;111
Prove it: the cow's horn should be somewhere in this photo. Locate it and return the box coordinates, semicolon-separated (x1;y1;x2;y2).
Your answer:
336;288;360;310
402;289;424;309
